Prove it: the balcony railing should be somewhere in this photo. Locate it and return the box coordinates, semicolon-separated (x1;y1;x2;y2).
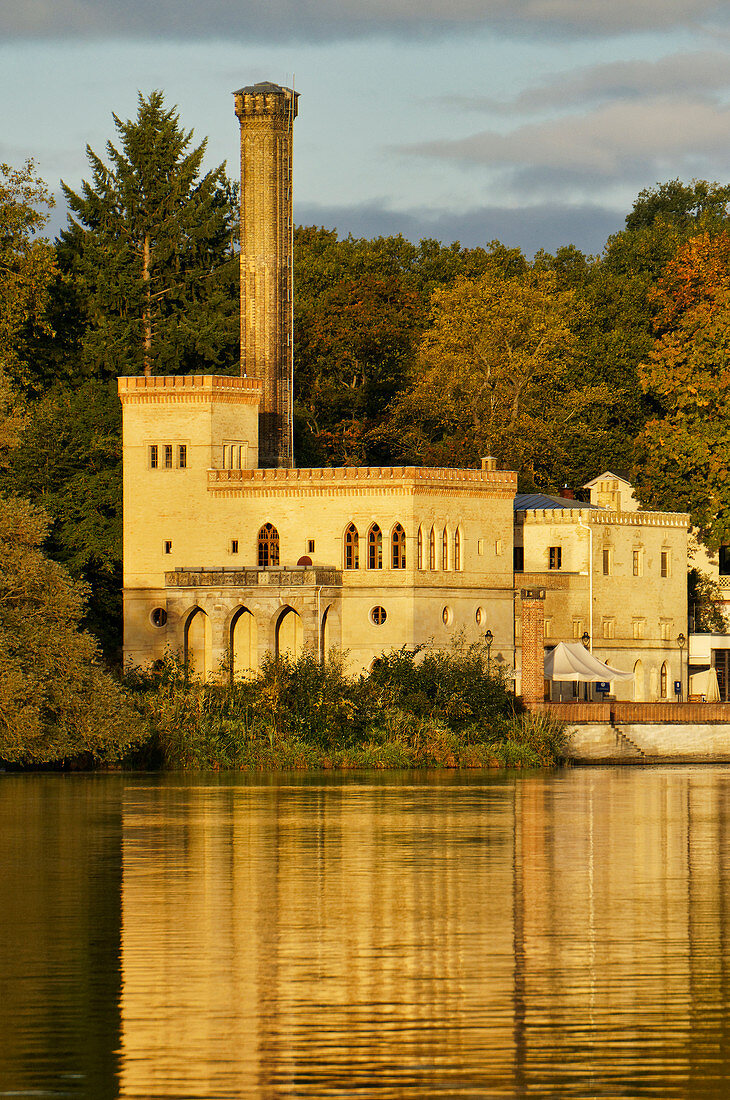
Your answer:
165;566;342;588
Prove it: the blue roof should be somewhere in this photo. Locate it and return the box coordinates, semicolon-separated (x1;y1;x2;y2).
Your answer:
514;493;600;511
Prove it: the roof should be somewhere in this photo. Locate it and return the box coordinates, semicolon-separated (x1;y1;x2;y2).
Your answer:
514;492;600;512
233;81;295;96
582;470;632;489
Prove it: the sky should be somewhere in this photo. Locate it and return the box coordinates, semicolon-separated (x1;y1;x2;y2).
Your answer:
3;1;730;256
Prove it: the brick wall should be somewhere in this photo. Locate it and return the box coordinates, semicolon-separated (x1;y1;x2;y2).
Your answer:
521;598;545;703
527;701;730;725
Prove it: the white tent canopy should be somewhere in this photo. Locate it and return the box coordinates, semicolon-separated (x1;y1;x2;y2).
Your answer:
544;642;634;683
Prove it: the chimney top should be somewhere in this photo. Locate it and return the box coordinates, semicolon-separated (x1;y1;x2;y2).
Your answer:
481;456;497;472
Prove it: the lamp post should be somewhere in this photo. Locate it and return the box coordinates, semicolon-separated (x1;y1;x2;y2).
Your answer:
484;629;493;676
677;632;686;701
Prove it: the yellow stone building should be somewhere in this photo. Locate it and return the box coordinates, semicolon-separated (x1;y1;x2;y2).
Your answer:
118;83;690;697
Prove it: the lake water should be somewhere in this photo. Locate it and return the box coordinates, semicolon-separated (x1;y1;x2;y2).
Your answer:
2;768;730;1098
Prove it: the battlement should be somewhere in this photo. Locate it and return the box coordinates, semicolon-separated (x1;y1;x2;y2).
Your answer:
118;375;262;405
208;465;518;495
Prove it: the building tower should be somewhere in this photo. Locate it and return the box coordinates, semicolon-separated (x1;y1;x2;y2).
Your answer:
233;81;298;469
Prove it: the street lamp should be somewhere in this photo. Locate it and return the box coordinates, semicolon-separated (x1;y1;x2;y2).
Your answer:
677;632;686;701
484;629;493;676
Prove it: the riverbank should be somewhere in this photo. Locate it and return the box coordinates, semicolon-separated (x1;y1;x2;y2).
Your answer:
127;646;568;771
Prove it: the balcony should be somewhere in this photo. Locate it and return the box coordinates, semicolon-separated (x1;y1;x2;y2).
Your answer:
165;566;342;588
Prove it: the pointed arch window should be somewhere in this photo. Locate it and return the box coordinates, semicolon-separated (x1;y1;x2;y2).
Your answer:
417;526;424;571
368;524;383;569
392;523;406;569
429;526;436;571
258;523;279;567
442;527;449;571
660;661;668;699
345;523;359;570
454;527;462;571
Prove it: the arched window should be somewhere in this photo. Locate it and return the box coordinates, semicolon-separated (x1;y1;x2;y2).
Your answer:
258;523;279;567
368;524;383;569
429;526;436;571
392;523;406;569
344;523;359;569
442;527;449;570
417;526;424;571
454;527;461;571
660;661;668;699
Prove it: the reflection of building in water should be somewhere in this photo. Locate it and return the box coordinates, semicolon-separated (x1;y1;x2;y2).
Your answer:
0;778;123;1099
117;773;730;1097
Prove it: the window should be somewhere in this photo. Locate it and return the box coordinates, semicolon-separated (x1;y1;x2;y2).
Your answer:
475;607;485;626
345;524;359;570
164;540;172;555
307;539;315;554
661;551;670;578
549;546;562;570
660;620;672;641
164;444;173;469
602;618;615;640
231;539;239;555
633;550;641;577
149;445;159;469
178;444;187;469
429;527;436;571
442;528;449;571
392;524;406;569
632;618;645;640
602;548;611;575
442;606;453;626
478;539;485;556
544;618;552;639
223;442;246;470
368;524;383;570
660;662;668;698
514;546;524;571
150;607;167;627
572;620;583;640
494;538;502;556
258;523;279;567
454;527;462;571
417;527;424;570
371;606;387;625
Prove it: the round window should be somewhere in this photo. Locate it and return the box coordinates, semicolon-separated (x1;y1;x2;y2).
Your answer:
371;606;387;625
442;606;453;626
150;607;167;627
475;607;485;626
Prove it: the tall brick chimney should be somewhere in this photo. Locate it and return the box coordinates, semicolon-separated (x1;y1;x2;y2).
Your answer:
233;81;298;469
520;587;546;703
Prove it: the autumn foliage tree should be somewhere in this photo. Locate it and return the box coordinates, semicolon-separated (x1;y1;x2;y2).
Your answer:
635;230;730;546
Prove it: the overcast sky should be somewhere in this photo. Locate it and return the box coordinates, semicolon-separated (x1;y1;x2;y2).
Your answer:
3;0;730;256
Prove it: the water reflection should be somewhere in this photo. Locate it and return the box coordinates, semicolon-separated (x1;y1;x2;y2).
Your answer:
3;769;730;1097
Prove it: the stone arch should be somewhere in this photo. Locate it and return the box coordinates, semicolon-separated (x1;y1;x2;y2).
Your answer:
276;606;303;660
184;607;211;680
230;606;257;679
320;604;332;661
633;659;645;702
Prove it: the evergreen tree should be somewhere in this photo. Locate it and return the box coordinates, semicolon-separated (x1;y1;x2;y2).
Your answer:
58;90;238;380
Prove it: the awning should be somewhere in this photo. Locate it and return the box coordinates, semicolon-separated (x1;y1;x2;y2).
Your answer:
544;642;634;683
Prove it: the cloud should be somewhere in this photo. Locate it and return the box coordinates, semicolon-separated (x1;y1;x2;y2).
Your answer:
448;51;730;112
295;200;623;256
2;0;727;42
408;97;730;194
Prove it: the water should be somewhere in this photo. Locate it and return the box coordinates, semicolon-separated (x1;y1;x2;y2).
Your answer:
2;768;730;1098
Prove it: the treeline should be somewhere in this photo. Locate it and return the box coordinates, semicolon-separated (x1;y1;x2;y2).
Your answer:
3;91;730;666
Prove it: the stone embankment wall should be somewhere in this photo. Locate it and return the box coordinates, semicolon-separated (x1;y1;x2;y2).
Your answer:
526;702;730;763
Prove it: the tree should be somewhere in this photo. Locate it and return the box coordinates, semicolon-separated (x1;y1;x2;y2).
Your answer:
0;160;56;388
625;179;730;232
383;269;605;488
634;231;730;546
0;377;142;765
58;90;238;381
